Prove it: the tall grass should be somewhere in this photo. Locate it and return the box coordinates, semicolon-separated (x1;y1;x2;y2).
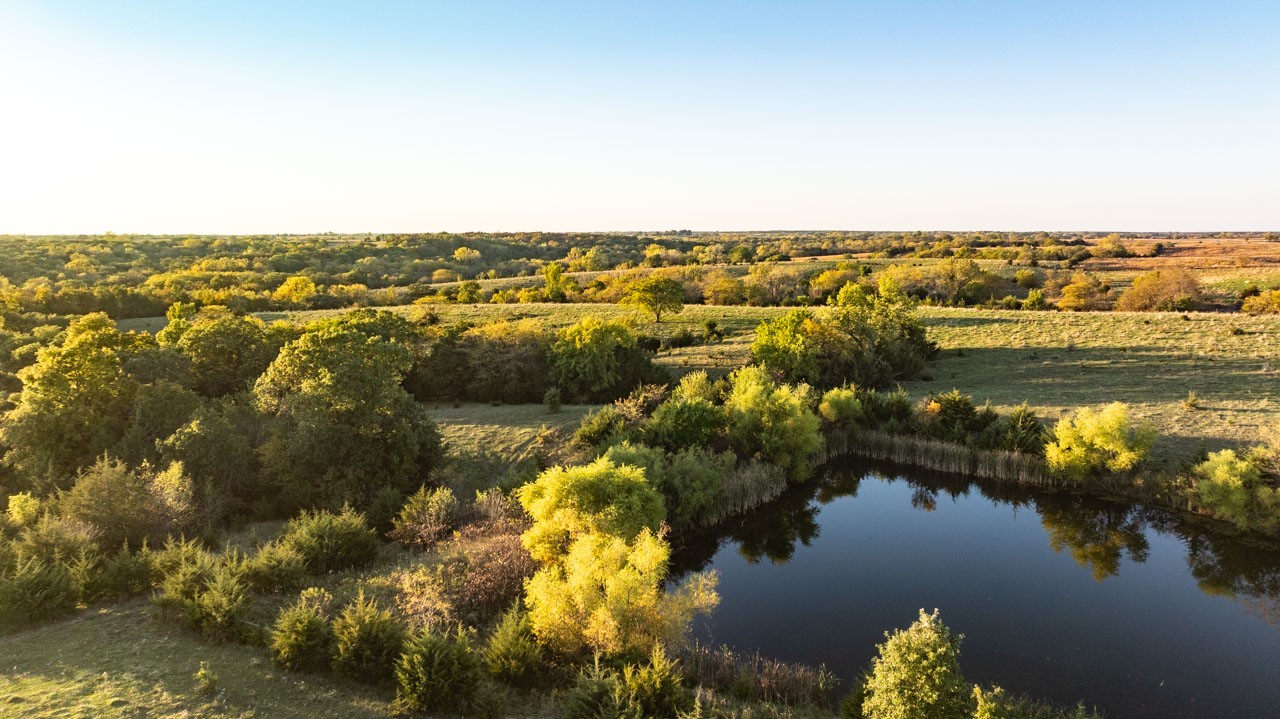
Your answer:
824;428;1056;488
698;462;790;527
679;640;839;708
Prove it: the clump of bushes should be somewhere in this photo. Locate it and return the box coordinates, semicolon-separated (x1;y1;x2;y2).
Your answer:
1044;403;1156;482
279;507;379;573
750;284;935;390
483;607;545;688
270;587;335;672
1241;289;1280;314
563;647;692;719
240;540;307;593
551;317;668;403
331;591;407;684
390;486;461;549
432;532;537;623
0;557;78;629
1193;449;1280;533
1115;269;1202;311
394;625;484;715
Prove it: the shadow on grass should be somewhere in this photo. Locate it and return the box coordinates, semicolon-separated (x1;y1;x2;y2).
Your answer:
912;345;1273;406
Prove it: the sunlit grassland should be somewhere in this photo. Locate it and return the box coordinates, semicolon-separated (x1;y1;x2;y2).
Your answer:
0;601;393;719
905;308;1280;469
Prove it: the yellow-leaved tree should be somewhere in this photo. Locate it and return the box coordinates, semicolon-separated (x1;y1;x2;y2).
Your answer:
517;457;718;657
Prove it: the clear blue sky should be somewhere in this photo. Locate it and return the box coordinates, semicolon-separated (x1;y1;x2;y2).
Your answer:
2;1;1277;233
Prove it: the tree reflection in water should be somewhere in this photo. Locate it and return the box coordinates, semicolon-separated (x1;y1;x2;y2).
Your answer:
672;458;1280;621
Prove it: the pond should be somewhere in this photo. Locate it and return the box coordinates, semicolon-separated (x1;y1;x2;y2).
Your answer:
674;460;1280;719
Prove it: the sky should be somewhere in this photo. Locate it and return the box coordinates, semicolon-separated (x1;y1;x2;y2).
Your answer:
1;1;1278;234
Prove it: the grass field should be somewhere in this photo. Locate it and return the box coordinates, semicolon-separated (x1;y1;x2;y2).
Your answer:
0;602;393;719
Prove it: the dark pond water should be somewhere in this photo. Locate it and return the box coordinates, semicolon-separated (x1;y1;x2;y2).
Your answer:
674;460;1280;719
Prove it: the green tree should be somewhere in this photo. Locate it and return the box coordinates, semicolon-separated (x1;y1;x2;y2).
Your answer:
0;314;140;488
862;609;971;719
255;326;441;510
174;314;274;396
621;276;685;323
550;317;664;402
543;262;567;302
723;366;823;479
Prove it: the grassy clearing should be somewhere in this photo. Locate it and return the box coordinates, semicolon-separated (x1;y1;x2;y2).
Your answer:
905;307;1280;468
0;602;393;719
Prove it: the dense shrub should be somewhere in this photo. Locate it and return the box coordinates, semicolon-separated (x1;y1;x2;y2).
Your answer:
860;388;918;435
551;317;667;402
916;390;1000;446
642;389;725;450
5;492;42;527
562;648;692;719
524;528;718;656
483;607;545;688
1194;449;1280;533
394;626;484;715
1045;403;1156;482
1056;273;1111;312
1000;404;1046;455
60;457;194;550
819;386;864;429
574;404;629;447
603;443;736;527
280;507;379;573
433;533;537;622
389;486;461;550
1115;268;1201;312
77;543;156;603
331;591;407;685
0;556;78;629
12;514;99;565
187;563;251;643
241;540;307;593
723;366;823;480
751;287;934;389
862;609;971;719
271;588;335;672
1241;289;1280;314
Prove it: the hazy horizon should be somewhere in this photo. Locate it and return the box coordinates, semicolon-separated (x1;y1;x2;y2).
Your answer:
3;1;1278;234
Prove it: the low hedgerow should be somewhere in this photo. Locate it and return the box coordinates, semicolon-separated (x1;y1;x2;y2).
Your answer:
271;587;336;672
280;507;379;573
332;591;406;685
